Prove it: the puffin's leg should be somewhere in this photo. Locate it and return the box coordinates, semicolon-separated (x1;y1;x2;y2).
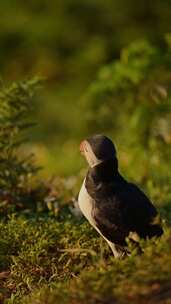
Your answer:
93;227;126;258
106;240;127;258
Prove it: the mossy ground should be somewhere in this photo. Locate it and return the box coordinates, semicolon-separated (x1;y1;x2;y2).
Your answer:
1;197;171;304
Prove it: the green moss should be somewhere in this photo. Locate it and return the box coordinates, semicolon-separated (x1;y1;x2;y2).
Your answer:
0;210;170;304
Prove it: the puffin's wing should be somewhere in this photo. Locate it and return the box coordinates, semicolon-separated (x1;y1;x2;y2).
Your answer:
92;196;128;246
92;182;163;245
122;183;163;238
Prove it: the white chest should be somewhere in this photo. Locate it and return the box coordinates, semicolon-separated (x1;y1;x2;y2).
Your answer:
78;179;96;227
78;179;124;258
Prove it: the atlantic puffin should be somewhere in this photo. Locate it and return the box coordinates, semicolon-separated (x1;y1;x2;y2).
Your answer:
78;134;163;258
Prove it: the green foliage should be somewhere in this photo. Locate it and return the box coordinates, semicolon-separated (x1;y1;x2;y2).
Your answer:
0;215;99;303
0;79;44;214
86;39;171;143
0;214;170;304
0;0;171;156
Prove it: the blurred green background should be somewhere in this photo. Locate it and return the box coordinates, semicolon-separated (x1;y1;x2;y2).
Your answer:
1;0;171;180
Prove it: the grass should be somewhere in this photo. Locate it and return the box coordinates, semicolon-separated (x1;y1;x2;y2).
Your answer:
1;196;171;304
0;213;99;303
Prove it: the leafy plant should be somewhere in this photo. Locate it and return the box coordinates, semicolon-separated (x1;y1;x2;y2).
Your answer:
0;78;44;214
86;39;171;148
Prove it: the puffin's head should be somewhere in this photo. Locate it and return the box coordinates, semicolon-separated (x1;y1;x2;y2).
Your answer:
80;134;116;167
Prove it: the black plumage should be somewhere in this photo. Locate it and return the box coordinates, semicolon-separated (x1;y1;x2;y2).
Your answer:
85;159;163;247
79;134;163;256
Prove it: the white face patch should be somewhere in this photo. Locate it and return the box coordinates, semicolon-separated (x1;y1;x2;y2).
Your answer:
83;141;102;168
